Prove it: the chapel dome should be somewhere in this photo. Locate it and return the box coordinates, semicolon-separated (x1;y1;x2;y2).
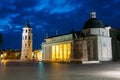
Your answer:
83;11;104;29
83;18;104;29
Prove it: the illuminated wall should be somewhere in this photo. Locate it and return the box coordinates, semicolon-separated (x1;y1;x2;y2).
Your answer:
52;43;71;61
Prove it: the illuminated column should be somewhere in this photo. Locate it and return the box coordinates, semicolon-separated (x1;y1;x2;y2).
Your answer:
49;46;52;61
58;45;60;60
62;44;64;61
66;44;68;61
48;46;50;60
60;44;62;61
67;43;71;60
52;46;55;61
44;46;46;60
42;46;45;60
21;20;33;61
46;46;49;60
56;45;59;60
64;44;67;61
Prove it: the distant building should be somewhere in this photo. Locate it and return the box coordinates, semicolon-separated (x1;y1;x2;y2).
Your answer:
33;49;42;61
21;20;33;61
110;28;120;60
0;49;21;60
42;11;114;62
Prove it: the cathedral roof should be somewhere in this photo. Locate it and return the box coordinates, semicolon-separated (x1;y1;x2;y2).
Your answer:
83;11;104;29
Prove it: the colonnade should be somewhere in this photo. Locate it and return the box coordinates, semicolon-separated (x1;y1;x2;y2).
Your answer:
52;43;71;61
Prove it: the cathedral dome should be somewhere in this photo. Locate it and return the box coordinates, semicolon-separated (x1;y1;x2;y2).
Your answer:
83;11;104;29
83;18;104;29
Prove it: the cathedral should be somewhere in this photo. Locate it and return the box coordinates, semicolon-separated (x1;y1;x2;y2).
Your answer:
41;11;119;62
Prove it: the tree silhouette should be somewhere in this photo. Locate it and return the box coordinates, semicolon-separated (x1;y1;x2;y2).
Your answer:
0;33;3;46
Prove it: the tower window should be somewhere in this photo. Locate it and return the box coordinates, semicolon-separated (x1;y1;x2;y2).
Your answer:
29;36;30;40
29;43;30;47
25;36;27;40
25;43;27;47
29;29;31;32
102;32;104;36
25;55;27;58
26;30;27;32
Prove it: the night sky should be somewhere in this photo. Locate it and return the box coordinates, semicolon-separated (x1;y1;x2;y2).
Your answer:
0;0;120;50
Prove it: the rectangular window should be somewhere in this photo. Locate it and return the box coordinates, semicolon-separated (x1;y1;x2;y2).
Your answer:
29;43;30;47
26;30;27;32
25;43;27;47
29;36;30;40
29;29;31;32
25;36;27;40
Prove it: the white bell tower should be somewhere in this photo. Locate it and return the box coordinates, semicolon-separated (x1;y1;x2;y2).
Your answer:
21;20;33;61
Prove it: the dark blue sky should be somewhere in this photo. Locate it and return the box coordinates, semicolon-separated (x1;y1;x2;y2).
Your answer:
0;0;120;50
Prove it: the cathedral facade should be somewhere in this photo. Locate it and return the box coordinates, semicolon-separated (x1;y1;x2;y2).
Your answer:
42;11;113;62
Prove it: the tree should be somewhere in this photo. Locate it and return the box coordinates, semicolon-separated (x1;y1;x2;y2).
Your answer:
0;33;3;45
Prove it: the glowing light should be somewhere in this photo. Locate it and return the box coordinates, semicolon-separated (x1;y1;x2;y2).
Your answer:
40;50;43;53
52;43;71;61
64;44;67;60
1;54;3;58
60;45;63;59
56;45;59;58
1;60;8;66
67;43;71;59
33;49;43;61
3;53;7;57
100;70;120;78
52;46;55;60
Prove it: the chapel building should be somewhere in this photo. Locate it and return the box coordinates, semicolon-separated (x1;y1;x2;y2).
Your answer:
42;11;114;62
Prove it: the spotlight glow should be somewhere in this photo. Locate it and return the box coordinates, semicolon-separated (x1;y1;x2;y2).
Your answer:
101;70;120;78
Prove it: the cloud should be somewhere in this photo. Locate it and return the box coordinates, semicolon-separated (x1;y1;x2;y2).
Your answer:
0;0;120;49
0;28;4;32
36;25;45;31
15;25;22;28
36;25;43;29
34;0;82;14
0;0;83;34
0;17;11;25
49;4;75;14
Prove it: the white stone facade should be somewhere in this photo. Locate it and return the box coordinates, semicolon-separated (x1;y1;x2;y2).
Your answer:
21;27;33;61
82;27;112;61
